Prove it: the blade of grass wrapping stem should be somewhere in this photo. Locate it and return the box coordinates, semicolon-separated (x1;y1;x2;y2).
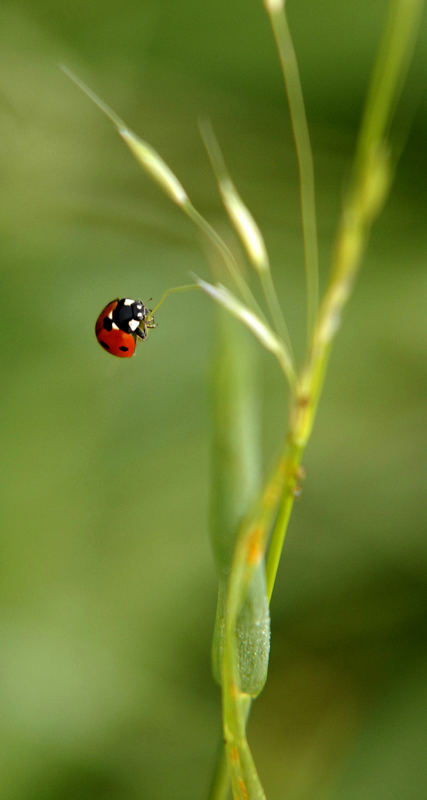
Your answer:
220;451;290;800
210;310;270;698
209;446;288;800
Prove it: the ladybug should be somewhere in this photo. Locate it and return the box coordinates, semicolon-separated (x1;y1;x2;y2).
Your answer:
95;297;156;357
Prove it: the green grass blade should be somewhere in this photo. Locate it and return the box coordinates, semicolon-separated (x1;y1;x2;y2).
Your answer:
264;1;319;347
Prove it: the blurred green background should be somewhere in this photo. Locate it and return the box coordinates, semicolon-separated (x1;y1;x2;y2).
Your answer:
1;1;426;798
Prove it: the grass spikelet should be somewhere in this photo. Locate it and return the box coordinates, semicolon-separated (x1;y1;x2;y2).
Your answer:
195;277;295;387
119;128;189;206
61;66;188;205
199;119;269;274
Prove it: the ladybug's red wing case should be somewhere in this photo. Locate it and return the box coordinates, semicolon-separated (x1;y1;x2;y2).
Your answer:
97;326;136;358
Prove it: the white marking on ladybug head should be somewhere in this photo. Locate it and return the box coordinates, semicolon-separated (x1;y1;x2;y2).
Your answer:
123;298;133;306
128;319;140;331
112;322;119;330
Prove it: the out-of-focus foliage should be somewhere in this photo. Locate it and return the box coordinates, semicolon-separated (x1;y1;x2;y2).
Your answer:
0;1;426;798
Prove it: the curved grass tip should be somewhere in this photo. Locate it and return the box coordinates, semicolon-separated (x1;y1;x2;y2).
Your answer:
199;119;270;274
195;277;295;385
221;180;269;273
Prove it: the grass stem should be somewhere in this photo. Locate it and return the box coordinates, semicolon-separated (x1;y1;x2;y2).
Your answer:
208;734;230;800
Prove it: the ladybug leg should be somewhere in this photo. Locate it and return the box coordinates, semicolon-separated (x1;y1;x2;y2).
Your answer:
135;326;147;341
145;313;157;329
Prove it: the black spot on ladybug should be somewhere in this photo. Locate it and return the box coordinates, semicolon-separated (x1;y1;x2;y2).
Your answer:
100;340;110;350
119;345;129;352
103;317;113;331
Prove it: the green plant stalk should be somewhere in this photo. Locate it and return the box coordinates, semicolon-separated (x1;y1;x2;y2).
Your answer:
213;1;424;797
265;434;302;600
208;737;230;800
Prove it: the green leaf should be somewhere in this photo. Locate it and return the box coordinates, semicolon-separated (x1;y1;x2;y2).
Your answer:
210;310;270;697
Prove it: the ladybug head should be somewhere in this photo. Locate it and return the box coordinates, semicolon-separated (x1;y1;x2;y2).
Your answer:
113;298;148;333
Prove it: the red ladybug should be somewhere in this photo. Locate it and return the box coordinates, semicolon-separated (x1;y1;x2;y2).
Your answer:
95;298;156;357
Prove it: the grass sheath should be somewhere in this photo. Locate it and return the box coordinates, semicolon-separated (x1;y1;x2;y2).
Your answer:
210;312;270;698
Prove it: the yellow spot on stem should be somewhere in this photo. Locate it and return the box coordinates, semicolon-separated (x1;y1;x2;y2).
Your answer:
247;527;263;566
229;681;240;699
